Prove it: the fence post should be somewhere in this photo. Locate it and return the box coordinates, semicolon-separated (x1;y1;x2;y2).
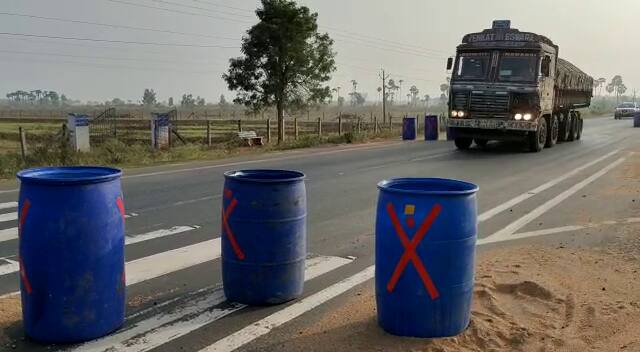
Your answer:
338;113;343;135
237;119;242;132
19;126;27;161
374;116;378;134
317;117;322;137
307;110;310;121
322;111;325;121
357;118;361;134
266;118;271;143
207;120;212;146
294;117;299;139
389;115;393;129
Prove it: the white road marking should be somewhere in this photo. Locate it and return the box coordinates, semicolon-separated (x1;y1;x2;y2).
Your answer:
0;212;17;223
505;216;640;240
478;149;619;222
124;142;404;179
124;225;199;245
0;226;205;292
0;227;17;243
125;212;139;219
126;238;221;286
0;202;17;210
479;156;626;245
72;255;354;352
199;266;375;352
0;259;18;276
410;151;455;162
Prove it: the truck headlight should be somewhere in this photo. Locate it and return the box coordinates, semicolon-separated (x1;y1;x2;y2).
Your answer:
523;113;532;121
515;113;523;120
451;111;459;117
458;111;465;118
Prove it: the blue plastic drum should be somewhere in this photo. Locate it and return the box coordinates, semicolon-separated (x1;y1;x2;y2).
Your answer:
634;112;640;128
17;166;125;343
402;117;417;140
424;115;439;141
375;178;478;337
222;169;307;305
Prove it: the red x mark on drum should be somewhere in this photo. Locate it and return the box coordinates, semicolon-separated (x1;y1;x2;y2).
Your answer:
222;189;246;260
386;202;442;300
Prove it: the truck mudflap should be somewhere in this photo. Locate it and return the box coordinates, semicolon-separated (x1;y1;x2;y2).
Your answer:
447;118;538;132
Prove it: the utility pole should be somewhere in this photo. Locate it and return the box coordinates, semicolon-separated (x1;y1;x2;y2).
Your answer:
381;69;387;124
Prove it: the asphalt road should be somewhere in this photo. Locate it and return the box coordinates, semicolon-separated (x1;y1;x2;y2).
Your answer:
0;116;638;352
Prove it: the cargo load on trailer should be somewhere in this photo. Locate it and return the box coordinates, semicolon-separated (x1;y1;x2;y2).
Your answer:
446;20;594;152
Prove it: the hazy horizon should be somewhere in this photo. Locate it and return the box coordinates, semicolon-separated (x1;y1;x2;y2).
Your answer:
1;0;638;103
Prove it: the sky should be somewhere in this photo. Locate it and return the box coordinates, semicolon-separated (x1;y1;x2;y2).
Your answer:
0;0;638;103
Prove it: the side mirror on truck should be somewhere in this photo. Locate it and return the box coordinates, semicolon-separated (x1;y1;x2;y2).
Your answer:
446;57;453;71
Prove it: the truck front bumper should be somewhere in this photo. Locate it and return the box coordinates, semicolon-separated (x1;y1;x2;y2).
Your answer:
447;118;538;132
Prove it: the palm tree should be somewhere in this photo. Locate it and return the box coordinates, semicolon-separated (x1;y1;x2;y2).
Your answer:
377;87;382;104
398;79;404;104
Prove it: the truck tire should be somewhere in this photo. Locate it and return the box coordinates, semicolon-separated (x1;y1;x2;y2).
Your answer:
545;115;558;148
529;117;547;152
454;138;473;150
474;139;488;148
558;113;571;142
576;116;583;140
567;112;578;141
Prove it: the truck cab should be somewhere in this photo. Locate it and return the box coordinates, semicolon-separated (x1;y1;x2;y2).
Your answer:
446;20;591;152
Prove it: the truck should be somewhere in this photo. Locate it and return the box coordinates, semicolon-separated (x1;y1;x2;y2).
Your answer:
446;20;593;152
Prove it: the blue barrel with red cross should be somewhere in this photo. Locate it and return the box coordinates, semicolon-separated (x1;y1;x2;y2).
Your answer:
375;178;478;337
16;166;125;343
221;169;307;305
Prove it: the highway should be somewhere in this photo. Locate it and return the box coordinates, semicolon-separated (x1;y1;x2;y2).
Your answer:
0;116;637;351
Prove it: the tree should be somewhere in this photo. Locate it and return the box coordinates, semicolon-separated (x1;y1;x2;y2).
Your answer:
142;88;157;105
196;96;206;106
168;97;174;106
337;96;345;107
111;97;124;105
181;93;196;106
223;0;336;143
398;79;404;104
349;92;366;106
387;79;399;105
219;94;228;106
422;94;430;108
440;83;450;98
607;75;625;104
61;94;68;105
377;87;382;104
409;85;419;106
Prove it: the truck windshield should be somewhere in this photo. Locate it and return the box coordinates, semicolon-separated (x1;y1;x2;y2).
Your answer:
498;54;538;82
619;103;636;108
456;54;490;80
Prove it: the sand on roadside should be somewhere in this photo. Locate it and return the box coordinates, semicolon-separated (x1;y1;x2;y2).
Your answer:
252;226;640;352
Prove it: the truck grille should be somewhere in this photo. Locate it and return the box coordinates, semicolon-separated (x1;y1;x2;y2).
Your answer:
469;92;510;117
452;92;469;110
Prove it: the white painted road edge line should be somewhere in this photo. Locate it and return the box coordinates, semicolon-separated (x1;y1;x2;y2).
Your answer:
507;217;640;240
72;255;354;352
124;225;199;245
124;142;406;179
479;156;626;245
0;201;17;210
0;259;18;276
0;212;17;224
198;266;375;352
477;149;619;222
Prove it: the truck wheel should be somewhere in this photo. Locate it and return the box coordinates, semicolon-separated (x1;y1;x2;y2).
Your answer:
454;138;473;150
545;115;558;148
567;112;578;141
576;117;583;140
558;113;571;142
474;139;488;148
529;117;547;152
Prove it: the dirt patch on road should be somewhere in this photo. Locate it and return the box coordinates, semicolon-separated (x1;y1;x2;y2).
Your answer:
260;234;640;352
0;295;21;346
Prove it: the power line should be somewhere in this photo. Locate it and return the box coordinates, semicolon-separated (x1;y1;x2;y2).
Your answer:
0;11;240;41
0;32;240;48
149;0;252;18
192;0;255;13
0;49;228;67
104;0;449;58
106;0;253;24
